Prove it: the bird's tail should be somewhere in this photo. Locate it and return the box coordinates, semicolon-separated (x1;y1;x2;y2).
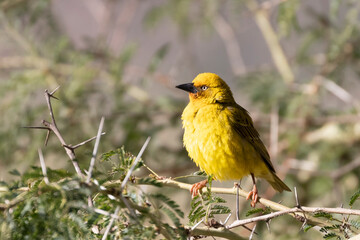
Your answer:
268;172;291;192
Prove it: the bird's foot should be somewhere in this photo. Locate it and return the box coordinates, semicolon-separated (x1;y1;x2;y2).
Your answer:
246;184;259;208
190;179;208;198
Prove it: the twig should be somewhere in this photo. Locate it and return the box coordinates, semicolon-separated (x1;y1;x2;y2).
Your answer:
101;206;120;240
64;132;106;150
38;148;49;184
222;213;232;225
93;208;119;219
44;89;59;126
120;136;151;191
40;88;83;177
270;104;279;158
247;0;294;83
86;117;105;183
133;178;360;233
321;77;353;103
331;157;360;179
294;187;300;208
191;219;204;231
25;88;105;177
235;183;240;220
120;195;137;218
249;224;257;240
227;206;360;229
212;14;246;76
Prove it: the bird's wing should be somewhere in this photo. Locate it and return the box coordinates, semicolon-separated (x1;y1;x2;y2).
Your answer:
226;105;275;172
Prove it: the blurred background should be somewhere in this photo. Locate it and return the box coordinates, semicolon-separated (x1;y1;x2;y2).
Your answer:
1;0;360;238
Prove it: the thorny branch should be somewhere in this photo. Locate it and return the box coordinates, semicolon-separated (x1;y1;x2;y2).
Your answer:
24;88;106;178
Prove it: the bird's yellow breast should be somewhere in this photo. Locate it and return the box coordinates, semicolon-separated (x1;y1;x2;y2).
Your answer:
182;103;267;181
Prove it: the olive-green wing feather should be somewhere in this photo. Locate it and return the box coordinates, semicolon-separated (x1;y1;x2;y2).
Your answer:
226;105;275;173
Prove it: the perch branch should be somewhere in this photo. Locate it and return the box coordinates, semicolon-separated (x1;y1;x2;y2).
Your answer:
132;178;360;233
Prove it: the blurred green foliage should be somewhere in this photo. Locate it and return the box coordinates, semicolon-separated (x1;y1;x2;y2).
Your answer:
1;0;360;239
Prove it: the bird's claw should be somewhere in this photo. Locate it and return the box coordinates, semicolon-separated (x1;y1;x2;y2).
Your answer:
190;180;208;198
246;184;259;208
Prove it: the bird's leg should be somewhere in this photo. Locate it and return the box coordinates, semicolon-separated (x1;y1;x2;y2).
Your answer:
246;173;259;208
190;179;208;198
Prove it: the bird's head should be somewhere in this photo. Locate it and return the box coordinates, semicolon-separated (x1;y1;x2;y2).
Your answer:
176;73;234;105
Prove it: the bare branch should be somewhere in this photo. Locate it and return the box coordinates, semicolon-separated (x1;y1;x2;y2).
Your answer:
22;126;50;130
331;158;360;179
49;86;60;96
70;132;106;150
132;178;360;234
294;187;300;208
86;117;105;183
212;14;246;76
120;136;151;191
247;0;294;83
44;130;51;146
227;206;360;229
101;206;120;240
38;148;49;184
270;104;279;158
44;89;58;127
249;224;257;240
235;182;240;220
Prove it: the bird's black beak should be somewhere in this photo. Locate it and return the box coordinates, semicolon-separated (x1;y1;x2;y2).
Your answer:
176;83;198;94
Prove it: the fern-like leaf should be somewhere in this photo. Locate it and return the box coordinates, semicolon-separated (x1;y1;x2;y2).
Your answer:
151;193;184;218
350;189;360;207
246;208;264;217
314;212;333;220
137;178;162;187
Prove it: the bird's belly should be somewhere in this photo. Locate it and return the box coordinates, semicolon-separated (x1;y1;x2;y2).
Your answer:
183;113;261;181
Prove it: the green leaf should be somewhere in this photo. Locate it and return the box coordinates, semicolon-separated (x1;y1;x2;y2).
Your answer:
303;224;314;232
246;208;264;217
9;169;21;176
209;205;231;216
350;220;360;229
137;177;162;187
323;232;340;239
350;189;360;206
152;193;184;218
314;212;333;220
161;206;181;227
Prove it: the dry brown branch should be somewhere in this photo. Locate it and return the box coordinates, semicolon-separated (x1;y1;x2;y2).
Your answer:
25;88;108;178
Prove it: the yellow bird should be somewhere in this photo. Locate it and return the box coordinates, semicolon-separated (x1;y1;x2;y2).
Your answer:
176;73;290;207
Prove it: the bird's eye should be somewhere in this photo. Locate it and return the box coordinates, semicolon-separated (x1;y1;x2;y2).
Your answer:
201;86;208;91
